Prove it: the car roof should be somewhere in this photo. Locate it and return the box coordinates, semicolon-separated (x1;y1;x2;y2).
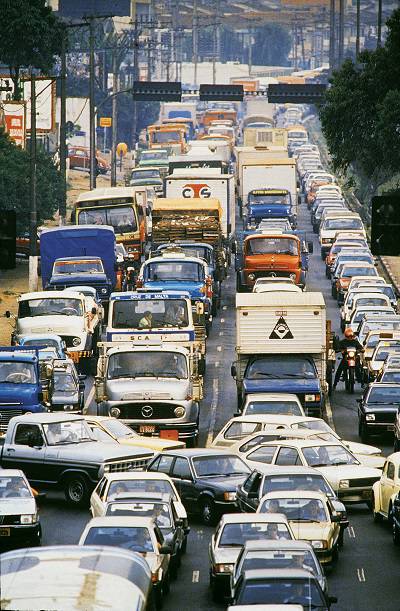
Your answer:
218;513;289;526
105;492;173;504
84;516;156;528
249;438;341;449
153;448;240;457
9;413;85;424
224;415;314;425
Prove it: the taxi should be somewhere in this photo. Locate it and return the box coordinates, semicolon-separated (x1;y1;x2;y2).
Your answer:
371;452;400;522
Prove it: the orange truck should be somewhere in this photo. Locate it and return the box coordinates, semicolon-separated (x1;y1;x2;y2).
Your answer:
201;109;238;130
147;124;188;154
235;232;309;292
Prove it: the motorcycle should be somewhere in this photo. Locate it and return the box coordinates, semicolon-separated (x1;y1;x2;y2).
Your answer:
344;345;357;394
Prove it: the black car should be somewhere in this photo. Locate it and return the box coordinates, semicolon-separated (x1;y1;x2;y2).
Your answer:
231;568;338;609
357;383;400;442
393;490;400;545
236;464;348;545
147;449;251;525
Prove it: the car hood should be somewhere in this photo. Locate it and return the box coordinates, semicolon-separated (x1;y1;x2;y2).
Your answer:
213;547;241;565
46;441;152;462
243;378;320;394
316;464;382;486
107;378;189;401
354;454;385;469
17;316;84;335
0;498;36;515
199;474;248;491
342;440;381;456
288;521;333;543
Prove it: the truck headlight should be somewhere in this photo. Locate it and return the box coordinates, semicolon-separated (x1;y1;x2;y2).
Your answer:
110;407;121;418
215;563;234;574
339;479;350;489
72;337;81;347
248;273;255;281
305;394;316;402
223;491;236;501
366;414;375;421
174;406;185;418
101;288;107;294
21;514;35;524
289;273;296;280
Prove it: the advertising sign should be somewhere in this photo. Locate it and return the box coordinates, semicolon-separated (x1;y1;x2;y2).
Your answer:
3;101;26;148
23;78;56;133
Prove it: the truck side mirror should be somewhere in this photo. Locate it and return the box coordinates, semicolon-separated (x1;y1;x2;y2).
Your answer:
231;363;237;378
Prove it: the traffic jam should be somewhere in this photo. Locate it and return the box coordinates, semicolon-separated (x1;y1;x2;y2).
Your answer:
1;96;399;610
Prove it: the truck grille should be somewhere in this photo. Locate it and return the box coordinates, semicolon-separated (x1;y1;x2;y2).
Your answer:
106;457;151;472
118;402;180;420
254;271;292;279
348;477;379;488
0;410;23;432
0;515;21;525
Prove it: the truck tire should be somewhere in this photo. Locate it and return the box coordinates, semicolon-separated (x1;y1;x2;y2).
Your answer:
64;474;90;507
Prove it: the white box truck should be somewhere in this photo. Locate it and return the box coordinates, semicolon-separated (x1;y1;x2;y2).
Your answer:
235;147;289;205
231;292;328;416
241;158;298;216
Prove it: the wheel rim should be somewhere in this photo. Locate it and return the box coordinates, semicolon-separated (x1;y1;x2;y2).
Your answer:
202;501;212;522
69;480;84;502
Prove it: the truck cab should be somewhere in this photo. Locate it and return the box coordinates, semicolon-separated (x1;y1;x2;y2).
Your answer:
46;256;113;301
244;189;296;230
94;343;203;446
236;232;306;292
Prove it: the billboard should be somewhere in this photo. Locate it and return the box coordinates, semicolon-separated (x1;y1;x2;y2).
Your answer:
23;78;56;133
3;102;26;148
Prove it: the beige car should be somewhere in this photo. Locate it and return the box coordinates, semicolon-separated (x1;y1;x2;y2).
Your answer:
84;415;185;451
257;490;341;565
372;452;400;522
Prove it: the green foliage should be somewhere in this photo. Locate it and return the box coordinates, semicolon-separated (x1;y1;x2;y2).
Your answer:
0;0;63;100
320;8;400;190
0;129;63;232
253;24;292;66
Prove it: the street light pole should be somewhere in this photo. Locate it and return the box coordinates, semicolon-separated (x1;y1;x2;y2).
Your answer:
59;28;67;222
29;73;38;292
111;50;118;187
89;17;97;190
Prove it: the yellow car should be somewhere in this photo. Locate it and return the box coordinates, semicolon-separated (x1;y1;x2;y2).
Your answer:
84;415;185;451
257;490;341;565
372;452;400;522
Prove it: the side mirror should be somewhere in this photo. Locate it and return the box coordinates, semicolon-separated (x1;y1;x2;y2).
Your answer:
331;514;341;523
231;363;237;378
308;241;314;253
160;544;172;555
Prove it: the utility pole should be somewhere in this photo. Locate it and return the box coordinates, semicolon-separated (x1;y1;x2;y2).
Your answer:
193;0;198;85
111;50;118;187
329;0;336;72
248;29;253;75
377;0;382;47
89;17;97;190
293;21;298;70
356;0;361;57
29;73;38;292
132;20;139;153
338;0;344;66
59;27;67;223
212;0;220;84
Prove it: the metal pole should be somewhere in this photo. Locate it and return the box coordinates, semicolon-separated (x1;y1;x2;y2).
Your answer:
248;29;253;75
111;50;118;187
356;0;361;56
294;21;298;70
338;0;344;66
377;0;382;47
329;0;336;72
89;17;96;190
132;21;139;152
29;73;38;292
193;0;198;86
59;28;67;223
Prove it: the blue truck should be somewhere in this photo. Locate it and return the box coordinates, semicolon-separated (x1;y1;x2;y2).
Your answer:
243;188;297;230
40;225;117;301
0;347;51;432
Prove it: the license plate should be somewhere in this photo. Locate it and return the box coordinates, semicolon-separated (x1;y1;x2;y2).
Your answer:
160;429;179;441
140;425;155;434
0;528;10;537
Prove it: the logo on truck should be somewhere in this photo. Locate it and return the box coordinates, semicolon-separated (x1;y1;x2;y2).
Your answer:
269;316;293;340
182;183;211;198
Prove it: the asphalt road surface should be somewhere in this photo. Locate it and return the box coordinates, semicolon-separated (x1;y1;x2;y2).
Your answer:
38;199;400;611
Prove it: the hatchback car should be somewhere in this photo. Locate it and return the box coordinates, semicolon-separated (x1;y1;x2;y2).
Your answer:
0;469;41;549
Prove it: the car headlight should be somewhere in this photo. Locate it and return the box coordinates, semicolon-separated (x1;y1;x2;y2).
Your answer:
311;540;327;549
223;491;236;501
72;337;81;347
305;394;316;402
63;404;75;411
215;563;234;574
339;479;350;489
110;407;121;418
174;406;186;418
366;414;375;421
101;288;107;294
248;273;255;281
21;514;36;524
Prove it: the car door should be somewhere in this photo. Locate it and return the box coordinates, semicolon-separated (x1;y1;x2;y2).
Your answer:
2;423;46;483
237;471;260;512
381;461;396;515
170;457;196;512
91;477;108;516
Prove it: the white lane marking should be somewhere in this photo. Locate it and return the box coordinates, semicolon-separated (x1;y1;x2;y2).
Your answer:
217;346;222;352
220;318;225;323
325;395;335;430
215;362;220;368
223;305;227;310
219;331;224;336
348;526;356;539
206;378;219;447
84;385;95;410
357;568;366;582
192;570;200;583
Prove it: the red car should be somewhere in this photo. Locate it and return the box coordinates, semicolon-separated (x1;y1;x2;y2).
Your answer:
68;146;110;175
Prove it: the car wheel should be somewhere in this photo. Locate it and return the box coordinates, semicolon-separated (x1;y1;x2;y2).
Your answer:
200;498;217;526
64;475;89;507
393;521;400;545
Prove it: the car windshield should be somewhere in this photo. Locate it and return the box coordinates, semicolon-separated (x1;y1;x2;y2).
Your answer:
240;549;319;575
302;444;358;467
83;526;155;553
238;579;324;606
245;401;302;416
0;476;31;498
223;421;262;440
342;267;377;278
374;345;400;361
108;479;175;500
353;309;393;323
145;261;204;282
0;362;37;385
107;351;188;380
53;372;76;392
192;455;250;478
325;218;363;230
368;386;400;404
141;151;168;161
246;238;298;256
77;206;137;235
111;298;189;330
220;522;291;546
18;298;83;318
53;259;104;274
106;502;172;528
43;420;94;445
359;320;400;343
103;419;138;438
246;356;316;379
260;497;328;522
262;474;332;497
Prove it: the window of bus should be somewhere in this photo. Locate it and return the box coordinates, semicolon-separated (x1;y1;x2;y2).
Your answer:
77;207;137;233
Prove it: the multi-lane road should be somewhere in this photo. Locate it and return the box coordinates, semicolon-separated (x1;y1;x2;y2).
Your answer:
38;199;400;611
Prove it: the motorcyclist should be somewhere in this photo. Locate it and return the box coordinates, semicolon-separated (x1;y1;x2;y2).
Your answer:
333;328;363;390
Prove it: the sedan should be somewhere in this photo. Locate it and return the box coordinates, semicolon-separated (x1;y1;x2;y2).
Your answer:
357;383;400;441
147;449;251;525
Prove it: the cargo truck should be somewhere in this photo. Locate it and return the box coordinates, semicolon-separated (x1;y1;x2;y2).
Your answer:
231;292;328;416
235;147;289;210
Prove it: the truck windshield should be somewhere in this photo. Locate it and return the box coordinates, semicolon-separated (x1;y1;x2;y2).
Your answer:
248;193;290;205
0;362;37;384
131;169;160;180
107;351;188;380
77;206;137;234
145;261;204;282
152;131;181;143
43;420;94;445
54;372;76;392
111;298;189;329
246;238;298;256
18;298;83;318
245;357;316;379
53;259;104;274
141;151;168;161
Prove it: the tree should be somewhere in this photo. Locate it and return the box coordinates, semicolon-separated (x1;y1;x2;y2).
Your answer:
0;129;63;233
0;0;64;100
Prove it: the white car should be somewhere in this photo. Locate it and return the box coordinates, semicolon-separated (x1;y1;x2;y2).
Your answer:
238;393;305;418
371;453;400;522
341;292;391;329
252;283;302;294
